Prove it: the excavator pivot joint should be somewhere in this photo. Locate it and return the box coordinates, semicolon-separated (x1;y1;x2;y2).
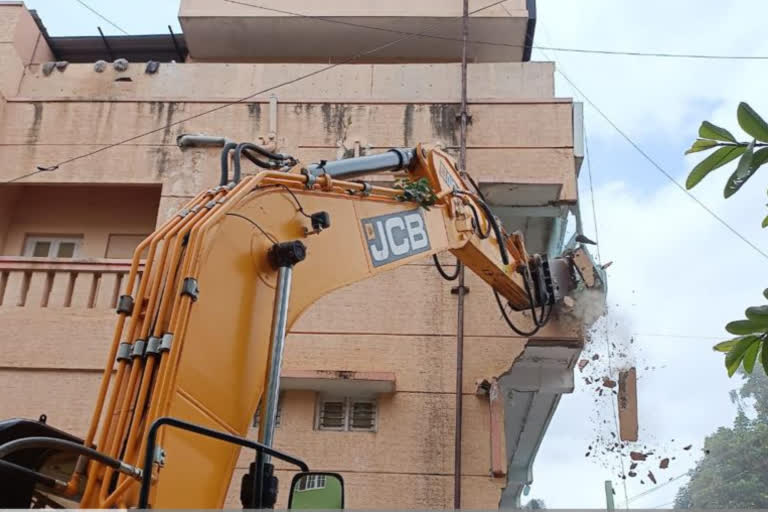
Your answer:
268;241;307;269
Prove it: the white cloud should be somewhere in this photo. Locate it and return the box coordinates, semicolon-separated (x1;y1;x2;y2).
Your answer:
534;0;768;140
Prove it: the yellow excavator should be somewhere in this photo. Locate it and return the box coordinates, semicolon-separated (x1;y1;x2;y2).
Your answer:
0;142;603;508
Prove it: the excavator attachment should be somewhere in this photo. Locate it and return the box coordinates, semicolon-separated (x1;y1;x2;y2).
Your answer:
0;143;603;508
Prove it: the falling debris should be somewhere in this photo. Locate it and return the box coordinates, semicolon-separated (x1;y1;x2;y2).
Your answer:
629;462;637;470
602;377;617;388
683;445;692;450
628;471;637;477
659;458;669;469
618;368;638;441
647;471;657;484
578;359;590;371
630;451;647;461
592;354;600;361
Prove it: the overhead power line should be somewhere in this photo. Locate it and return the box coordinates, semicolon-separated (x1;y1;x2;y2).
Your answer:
3;0;507;184
555;67;768;263
223;0;768;61
73;0;129;35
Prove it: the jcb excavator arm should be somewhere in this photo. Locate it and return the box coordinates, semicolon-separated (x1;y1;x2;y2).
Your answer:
0;144;596;508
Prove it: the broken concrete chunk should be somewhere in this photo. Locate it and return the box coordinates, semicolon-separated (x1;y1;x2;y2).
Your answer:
628;471;637;477
630;451;647;461
602;377;617;388
145;60;160;74
578;359;589;371
629;462;637;470
647;471;657;484
618;368;638;442
592;354;600;360
659;458;669;469
683;444;692;450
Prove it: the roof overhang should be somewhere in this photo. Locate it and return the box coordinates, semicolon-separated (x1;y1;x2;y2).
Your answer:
179;0;531;63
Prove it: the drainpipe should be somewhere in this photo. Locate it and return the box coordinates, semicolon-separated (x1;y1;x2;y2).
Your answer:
454;0;470;508
177;134;278;153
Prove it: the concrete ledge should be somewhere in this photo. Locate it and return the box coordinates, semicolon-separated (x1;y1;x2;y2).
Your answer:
280;369;396;394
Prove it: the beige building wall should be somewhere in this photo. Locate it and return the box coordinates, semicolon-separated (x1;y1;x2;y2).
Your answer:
0;3;582;509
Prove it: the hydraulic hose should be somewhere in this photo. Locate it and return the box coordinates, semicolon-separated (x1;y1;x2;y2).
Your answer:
219;142;238;186
0;437;142;480
433;254;461;281
454;191;508;265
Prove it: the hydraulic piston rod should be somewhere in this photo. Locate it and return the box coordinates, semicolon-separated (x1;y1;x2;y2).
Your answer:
304;148;416;180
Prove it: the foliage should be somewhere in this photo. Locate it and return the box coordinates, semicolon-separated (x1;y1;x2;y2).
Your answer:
686;102;768;376
394;177;437;210
674;371;768;508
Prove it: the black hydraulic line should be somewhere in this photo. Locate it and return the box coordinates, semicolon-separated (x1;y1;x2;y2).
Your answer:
219;141;238;186
0;437;142;479
493;288;540;337
139;416;309;508
454;191;508;265
465;201;490;239
433;254;460;281
233;143;293;183
0;458;61;490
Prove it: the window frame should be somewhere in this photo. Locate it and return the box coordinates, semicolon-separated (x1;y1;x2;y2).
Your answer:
23;235;83;258
296;473;326;492
316;395;377;432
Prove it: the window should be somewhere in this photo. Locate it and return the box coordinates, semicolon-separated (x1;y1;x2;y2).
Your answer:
23;236;82;258
296;474;326;492
317;397;377;432
253;394;283;428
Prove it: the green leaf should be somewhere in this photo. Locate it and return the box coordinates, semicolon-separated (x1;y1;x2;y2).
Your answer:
762;342;768;374
737;102;768;142
762;214;768;228
743;340;761;373
724;142;756;198
746;305;768;322
725;335;759;376
699;120;737;142
726;319;768;335
714;339;740;352
685;139;720;155
686;145;746;189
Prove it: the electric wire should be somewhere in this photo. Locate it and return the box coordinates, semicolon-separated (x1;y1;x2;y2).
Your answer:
3;0;507;184
225;213;279;244
554;68;768;262
223;0;768;61
73;0;129;35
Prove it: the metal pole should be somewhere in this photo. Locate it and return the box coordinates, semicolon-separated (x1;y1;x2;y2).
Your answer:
454;1;469;508
605;480;615;512
259;265;293;454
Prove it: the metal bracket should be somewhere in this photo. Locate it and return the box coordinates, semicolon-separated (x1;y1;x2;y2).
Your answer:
154;446;166;467
116;342;132;362
131;339;147;358
181;278;199;301
146;336;162;356
160;333;173;352
451;285;470;295
116;295;134;316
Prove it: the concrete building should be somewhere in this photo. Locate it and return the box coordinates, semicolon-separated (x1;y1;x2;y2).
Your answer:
0;1;593;508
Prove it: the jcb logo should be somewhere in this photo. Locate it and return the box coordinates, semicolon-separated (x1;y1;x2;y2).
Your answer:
362;209;431;267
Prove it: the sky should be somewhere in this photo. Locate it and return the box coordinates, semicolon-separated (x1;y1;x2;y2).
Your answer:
21;0;768;508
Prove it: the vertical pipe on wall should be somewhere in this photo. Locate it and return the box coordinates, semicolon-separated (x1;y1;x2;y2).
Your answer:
454;0;469;508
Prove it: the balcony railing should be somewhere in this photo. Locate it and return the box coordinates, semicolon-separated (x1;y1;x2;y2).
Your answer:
0;257;144;309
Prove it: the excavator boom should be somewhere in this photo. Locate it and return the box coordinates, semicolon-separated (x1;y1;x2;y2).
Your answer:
0;144;597;508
